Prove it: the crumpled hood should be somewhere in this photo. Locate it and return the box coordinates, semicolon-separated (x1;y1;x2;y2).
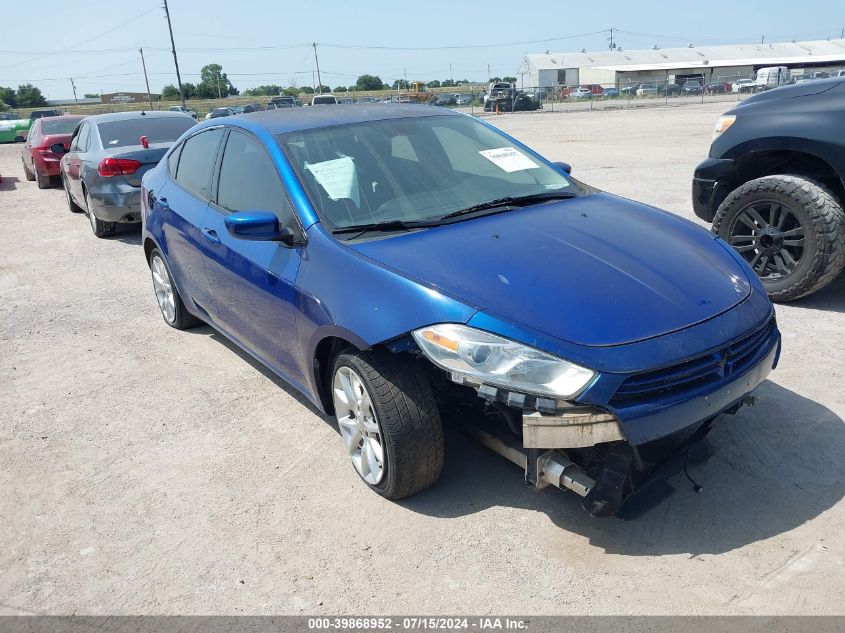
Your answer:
350;193;751;347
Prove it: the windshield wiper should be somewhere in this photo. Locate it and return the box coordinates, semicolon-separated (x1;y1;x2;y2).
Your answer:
331;219;436;236
440;191;578;221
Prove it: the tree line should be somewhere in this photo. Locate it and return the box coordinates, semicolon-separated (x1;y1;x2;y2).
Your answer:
0;84;48;109
160;67;518;101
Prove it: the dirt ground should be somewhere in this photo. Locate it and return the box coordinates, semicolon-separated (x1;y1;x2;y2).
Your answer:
1;101;843;616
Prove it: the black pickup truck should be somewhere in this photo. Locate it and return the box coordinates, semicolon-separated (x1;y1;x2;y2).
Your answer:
692;79;845;301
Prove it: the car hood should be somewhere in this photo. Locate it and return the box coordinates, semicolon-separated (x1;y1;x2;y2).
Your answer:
349;193;751;347
736;78;844;109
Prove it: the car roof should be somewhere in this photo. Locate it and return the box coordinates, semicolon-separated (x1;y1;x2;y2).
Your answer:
83;110;194;124
38;114;84;122
195;103;459;136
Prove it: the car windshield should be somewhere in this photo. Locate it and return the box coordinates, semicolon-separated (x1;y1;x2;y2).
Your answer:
42;119;81;134
97;117;195;148
277;114;579;232
212;108;229;115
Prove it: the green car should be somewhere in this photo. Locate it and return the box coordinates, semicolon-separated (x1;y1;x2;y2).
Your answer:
0;116;31;143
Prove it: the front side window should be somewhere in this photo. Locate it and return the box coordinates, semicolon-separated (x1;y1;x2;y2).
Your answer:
74;122;90;152
277;114;578;231
216;130;289;221
174;128;225;200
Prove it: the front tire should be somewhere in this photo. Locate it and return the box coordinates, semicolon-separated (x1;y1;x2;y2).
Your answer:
86;190;116;238
63;175;83;213
331;350;444;500
148;248;201;330
23;159;35;181
714;175;845;302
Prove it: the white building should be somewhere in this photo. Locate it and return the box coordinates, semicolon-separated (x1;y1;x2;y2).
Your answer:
517;39;845;91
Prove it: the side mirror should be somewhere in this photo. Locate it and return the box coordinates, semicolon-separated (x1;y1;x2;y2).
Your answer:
50;142;67;155
224;210;299;245
554;161;572;174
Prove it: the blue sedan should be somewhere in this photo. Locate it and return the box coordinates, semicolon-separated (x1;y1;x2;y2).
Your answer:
141;105;780;517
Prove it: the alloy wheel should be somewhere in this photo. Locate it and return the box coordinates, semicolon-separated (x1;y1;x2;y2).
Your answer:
150;255;176;324
727;199;807;279
332;365;385;485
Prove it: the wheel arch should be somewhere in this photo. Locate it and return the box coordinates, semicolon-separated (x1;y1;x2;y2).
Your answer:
311;329;372;415
727;148;845;210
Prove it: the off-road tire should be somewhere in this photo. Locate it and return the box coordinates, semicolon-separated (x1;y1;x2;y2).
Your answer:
332;349;444;500
713;175;845;302
86;190;116;238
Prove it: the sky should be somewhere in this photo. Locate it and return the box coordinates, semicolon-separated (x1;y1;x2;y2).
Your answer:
1;0;843;100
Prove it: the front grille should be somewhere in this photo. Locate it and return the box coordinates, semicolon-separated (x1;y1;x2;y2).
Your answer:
611;318;776;404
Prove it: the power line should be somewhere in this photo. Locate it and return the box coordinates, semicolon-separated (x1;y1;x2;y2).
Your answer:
0;5;161;71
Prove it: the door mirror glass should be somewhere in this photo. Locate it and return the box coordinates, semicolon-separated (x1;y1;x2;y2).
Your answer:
50;143;67;155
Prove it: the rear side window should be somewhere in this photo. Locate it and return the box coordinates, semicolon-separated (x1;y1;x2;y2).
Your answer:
42;119;81;135
216;130;286;219
97;116;195;148
174;128;225;200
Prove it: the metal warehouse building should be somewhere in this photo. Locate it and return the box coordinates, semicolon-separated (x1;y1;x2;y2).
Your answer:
517;39;845;90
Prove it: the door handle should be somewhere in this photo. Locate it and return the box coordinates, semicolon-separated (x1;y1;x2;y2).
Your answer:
201;227;221;245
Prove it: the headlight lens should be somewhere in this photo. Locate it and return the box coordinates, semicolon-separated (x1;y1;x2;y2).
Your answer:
713;115;736;140
412;323;595;399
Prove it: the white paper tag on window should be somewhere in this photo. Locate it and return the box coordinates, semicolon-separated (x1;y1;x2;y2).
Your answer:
478;147;539;172
305;156;360;206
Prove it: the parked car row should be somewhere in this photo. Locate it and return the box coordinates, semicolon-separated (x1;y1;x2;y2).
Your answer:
14;100;794;518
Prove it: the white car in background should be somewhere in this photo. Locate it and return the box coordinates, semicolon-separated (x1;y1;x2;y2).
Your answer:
732;79;756;93
168;105;197;119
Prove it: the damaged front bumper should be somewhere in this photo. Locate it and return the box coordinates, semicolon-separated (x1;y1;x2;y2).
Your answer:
453;323;781;518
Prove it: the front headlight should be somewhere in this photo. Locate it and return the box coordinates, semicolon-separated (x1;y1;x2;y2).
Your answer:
713;115;736;140
412;323;596;399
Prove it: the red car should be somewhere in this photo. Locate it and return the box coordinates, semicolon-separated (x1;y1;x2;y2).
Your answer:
21;115;84;189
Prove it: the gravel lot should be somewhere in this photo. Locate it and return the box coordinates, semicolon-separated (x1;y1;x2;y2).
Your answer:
1;101;843;616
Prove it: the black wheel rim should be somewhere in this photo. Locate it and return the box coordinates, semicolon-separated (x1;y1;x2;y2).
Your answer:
728;199;806;279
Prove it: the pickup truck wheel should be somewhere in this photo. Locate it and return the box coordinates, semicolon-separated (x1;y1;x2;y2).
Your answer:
714;175;845;302
332;350;444;500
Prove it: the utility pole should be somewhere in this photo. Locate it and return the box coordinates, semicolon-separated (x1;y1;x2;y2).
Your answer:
69;78;78;104
216;74;222;99
139;48;153;110
487;64;491;82
609;27;615;50
761;34;765;44
313;43;323;93
450;63;453;86
163;0;186;109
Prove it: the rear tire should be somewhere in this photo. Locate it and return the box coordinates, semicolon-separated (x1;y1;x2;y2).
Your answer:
86;190;116;238
714;175;845;302
331;349;444;500
148;248;201;330
36;171;51;189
